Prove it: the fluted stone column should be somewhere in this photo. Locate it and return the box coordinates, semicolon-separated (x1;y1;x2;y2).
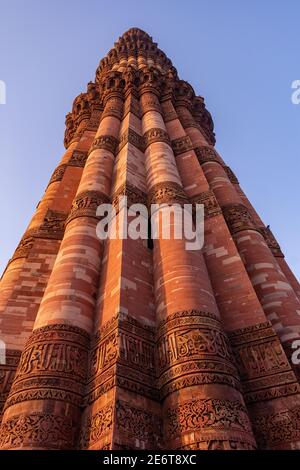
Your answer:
0;78;123;449
139;78;256;450
0;89;101;417
176;102;300;449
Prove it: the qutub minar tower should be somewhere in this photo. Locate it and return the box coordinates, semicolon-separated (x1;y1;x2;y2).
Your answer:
0;28;300;451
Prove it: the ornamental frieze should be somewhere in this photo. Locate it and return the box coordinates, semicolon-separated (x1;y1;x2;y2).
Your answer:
118;127;145;153
0;413;76;450
89;134;119;155
224;165;239;184
148;181;187;206
194;145;222;165
228;321;300;404
80;403;114;449
68;150;88;167
48;164;67;185
171;135;193;156
222;203;257;234
143;127;171;149
258;226;284;258
191;190;222;219
112;182;148;209
252;406;300;449
67;190;110;224
165;398;253;439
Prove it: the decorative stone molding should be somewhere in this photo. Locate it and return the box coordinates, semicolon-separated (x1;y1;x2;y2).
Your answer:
224;165;239;184
148;181;187;206
165;397;254;442
157;309;240;398
118;127;145;153
68;150;88;167
143;127;171;149
194;146;222;165
171;135;193;156
222;203;257;234
258;226;284;258
191;190;222;219
48;164;67;186
67;190;109;224
11;210;67;262
80;403;114;449
0;350;21;414
0;412;76;450
89;135;119;155
229;321;300;404
252;406;300;449
116;400;163;447
112;182;148;209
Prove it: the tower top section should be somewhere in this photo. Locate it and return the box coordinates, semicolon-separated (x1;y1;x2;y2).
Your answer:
64;28;215;148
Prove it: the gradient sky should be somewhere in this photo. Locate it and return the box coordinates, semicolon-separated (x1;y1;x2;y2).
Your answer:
0;0;299;279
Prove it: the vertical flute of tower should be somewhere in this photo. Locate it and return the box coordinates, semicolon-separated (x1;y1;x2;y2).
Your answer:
175;100;300;380
0;84;101;415
234;183;300;300
160;87;300;449
80;78;161;451
138;71;256;450
0;78;123;449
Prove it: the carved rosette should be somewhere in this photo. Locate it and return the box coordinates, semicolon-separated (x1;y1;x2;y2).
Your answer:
171;135;193;156
148;181;188;206
88;135;119;155
222;203;257;234
191;190;222;219
143;128;171;149
258;226;284;258
66;190;110;224
157;310;241;399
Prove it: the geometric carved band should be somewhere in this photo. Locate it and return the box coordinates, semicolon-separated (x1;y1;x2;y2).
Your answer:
224;165;239;184
148;181;188;206
171;135;193;156
112;182;148;209
3;323;90;412
222;203;257;234
143;128;171;150
191;190;222;219
0;349;22;414
68;150;88;167
228;321;300;405
48;164;67;186
89;135;119;155
66;190;110;224
258;226;284;258
11;210;67;262
118;127;145;153
0;412;77;450
156;309;241;399
194;146;222;165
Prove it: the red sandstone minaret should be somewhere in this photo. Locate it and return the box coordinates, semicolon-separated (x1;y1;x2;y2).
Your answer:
0;28;300;450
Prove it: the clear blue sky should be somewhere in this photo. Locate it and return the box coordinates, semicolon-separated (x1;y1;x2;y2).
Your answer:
0;0;299;278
